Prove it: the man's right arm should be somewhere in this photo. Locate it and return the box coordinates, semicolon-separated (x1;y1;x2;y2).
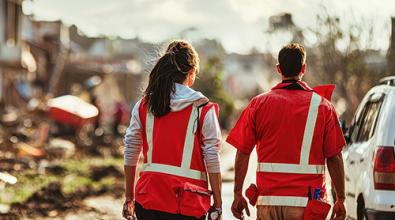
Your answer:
234;150;250;196
226;97;257;219
327;152;346;220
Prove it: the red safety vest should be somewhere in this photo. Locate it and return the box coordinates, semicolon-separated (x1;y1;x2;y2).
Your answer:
255;83;335;207
135;99;219;218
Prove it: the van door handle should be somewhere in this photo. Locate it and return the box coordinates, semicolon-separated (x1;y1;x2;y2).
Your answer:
360;158;364;163
350;160;355;165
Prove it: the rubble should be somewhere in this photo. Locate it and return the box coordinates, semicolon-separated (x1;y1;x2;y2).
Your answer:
1;111;18;125
0;213;18;220
17;142;44;158
0;99;125;218
45;164;67;176
0;204;11;214
90;165;123;181
0;2;141;219
0;172;17;185
0;158;29;172
45;138;75;159
47;95;99;129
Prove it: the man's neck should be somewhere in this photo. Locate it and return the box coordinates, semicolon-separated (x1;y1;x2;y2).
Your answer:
282;75;301;82
282;77;301;82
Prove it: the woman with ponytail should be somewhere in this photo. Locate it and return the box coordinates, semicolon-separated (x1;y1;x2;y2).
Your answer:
123;40;223;220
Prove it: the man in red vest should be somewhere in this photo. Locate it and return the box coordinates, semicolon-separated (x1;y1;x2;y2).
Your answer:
227;43;346;220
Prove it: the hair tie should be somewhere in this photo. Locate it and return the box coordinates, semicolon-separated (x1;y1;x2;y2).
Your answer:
166;51;189;74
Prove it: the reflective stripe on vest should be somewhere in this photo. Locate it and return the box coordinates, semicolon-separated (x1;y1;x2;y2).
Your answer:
256;93;323;207
143;105;207;181
257;196;308;207
257;92;323;175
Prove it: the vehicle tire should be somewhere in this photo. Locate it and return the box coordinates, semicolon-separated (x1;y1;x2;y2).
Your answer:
357;196;367;220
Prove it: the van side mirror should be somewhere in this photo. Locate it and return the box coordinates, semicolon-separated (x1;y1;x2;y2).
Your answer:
339;119;350;144
339;119;347;133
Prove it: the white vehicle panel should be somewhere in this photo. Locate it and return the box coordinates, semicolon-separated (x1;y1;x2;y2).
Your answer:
344;83;395;219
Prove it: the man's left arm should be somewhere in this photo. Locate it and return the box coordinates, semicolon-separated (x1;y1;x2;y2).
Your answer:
327;153;346;220
323;104;347;220
232;150;251;219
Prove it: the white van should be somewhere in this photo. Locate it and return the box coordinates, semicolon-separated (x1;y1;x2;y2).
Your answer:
343;76;395;220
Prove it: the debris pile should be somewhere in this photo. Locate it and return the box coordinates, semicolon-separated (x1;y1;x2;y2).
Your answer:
0;94;127;218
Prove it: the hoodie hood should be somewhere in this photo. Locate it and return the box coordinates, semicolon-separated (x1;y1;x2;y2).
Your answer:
170;83;209;112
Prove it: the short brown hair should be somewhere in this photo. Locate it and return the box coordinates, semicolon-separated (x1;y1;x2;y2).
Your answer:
278;43;306;77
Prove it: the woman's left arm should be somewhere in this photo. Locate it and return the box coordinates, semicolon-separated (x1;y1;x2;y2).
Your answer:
201;107;222;208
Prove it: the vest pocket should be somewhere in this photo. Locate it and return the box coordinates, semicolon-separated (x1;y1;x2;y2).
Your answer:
134;175;153;210
136;176;150;195
303;199;331;220
178;182;211;218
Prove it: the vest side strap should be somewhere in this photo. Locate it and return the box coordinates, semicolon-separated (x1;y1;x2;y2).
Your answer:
257;162;325;174
143;163;207;181
257;196;308;207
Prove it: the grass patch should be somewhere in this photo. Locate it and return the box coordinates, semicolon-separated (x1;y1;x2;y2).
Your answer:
0;156;123;205
62;174;93;194
101;157;123;169
92;177;117;190
0;171;57;204
62;159;91;174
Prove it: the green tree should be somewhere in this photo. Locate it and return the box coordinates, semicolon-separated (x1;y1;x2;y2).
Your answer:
193;57;234;129
307;8;388;122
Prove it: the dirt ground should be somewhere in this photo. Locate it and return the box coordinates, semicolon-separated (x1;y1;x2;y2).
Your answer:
2;134;334;220
21;196;124;220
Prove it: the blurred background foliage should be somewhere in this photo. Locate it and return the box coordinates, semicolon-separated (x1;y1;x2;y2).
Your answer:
193;57;234;129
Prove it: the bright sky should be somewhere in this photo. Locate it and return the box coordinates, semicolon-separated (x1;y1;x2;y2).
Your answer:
23;0;395;54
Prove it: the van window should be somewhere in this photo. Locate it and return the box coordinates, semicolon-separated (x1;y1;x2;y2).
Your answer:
349;107;365;144
349;100;369;144
356;100;383;142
